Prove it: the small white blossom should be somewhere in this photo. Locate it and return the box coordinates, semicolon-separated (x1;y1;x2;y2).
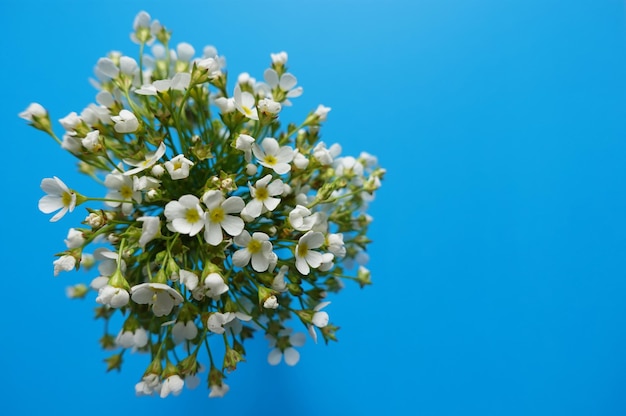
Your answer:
206;312;236;334
104;169;142;215
19;102;47;121
137;216;161;247
263;69;303;105
81;130;101;151
241;175;284;219
202;190;244;246
270;51;288;66
263;295;279;309
214;96;236;114
295;231;332;275
235;134;255;162
307;301;330;343
53;255;76;276
164;195;205;236
257;98;281;116
252;137;294;175
135;72;191;95
116;327;149;349
135;373;161;397
160;375;184;398
203;272;229;300
165;154;194;180
314;104;331;122
233;84;258;120
38;177;77;222
124;142;166;176
96;284;130;308
131;283;184;317
64;228;85;249
178;269;199;291
288;205;318;232
172;321;198;344
267;330;306;366
111;109;139;133
272;265;289;292
209;383;230;398
59;112;81;131
313;142;342;165
232;231;274;272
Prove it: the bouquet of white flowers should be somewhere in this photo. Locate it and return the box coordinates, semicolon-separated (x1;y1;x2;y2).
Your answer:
21;11;384;398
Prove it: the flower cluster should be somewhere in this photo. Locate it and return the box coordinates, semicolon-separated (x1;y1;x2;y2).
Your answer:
22;11;384;398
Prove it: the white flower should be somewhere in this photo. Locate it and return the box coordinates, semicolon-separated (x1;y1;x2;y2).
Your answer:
164;195;205;236
307;301;330;343
38;177;77;222
203;272;229;300
96;284;130;308
172;321;198;344
252;137;294;175
232;231;274;272
267;330;306;366
137;216;161;247
104;169;141;215
19;102;47;121
233;84;258;120
131;11;154;45
53;255;76;276
235;134;255;162
263;69;303;104
197;57;222;79
293;150;309;169
178;269;199;291
206;312;236;334
135;73;191;95
313;142;342;165
65;283;88;299
160;375;184;398
295;231;332;275
124;142;166;175
59;111;81;131
164;154;194;180
64;228;85;249
270;51;288;66
288;205;317;231
209;383;230;398
241;175;284;219
202;190;244;246
214;96;236;114
81;130;101;151
111;109;139;133
135;373;160;397
314;104;331;122
185;373;201;390
263;295;279;309
327;233;346;258
271;265;289;292
257;98;281;116
116;327;149;349
131;283;184;317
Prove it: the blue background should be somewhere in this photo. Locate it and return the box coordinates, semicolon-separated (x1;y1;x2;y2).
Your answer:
2;0;626;415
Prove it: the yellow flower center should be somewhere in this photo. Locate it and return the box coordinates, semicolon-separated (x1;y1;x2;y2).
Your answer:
247;239;262;254
209;207;225;223
264;155;277;166
255;186;269;201
62;191;74;207
185;208;201;223
297;243;308;258
120;185;133;199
